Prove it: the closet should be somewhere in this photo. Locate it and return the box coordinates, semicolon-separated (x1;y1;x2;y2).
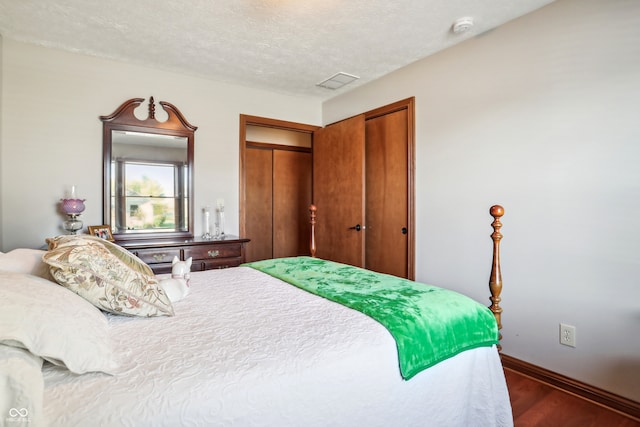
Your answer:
314;98;414;279
240;97;414;278
240;116;319;263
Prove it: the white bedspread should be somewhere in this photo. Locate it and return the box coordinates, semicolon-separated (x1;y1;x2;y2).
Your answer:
43;267;513;427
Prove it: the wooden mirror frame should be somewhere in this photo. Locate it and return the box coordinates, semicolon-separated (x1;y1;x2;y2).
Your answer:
100;97;197;242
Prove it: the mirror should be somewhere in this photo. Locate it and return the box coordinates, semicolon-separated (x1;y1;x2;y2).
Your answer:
101;97;196;241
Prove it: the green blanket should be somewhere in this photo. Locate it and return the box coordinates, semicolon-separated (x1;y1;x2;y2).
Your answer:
243;257;498;380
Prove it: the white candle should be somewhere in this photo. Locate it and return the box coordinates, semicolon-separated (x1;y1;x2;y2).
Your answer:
216;198;224;212
204;208;210;232
70;185;77;199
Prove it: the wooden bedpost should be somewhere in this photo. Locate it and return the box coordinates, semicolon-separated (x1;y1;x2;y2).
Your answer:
309;204;317;258
489;205;504;352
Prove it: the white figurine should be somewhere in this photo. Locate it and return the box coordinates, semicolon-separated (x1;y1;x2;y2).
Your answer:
158;256;192;302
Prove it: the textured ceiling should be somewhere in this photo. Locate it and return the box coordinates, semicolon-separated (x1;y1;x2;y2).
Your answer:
0;0;554;100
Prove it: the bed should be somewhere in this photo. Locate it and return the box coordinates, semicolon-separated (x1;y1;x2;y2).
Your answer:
0;205;512;427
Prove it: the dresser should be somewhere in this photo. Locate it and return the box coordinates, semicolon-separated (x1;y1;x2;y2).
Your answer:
119;236;250;274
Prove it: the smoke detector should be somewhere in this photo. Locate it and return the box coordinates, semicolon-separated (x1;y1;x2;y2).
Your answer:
452;17;474;34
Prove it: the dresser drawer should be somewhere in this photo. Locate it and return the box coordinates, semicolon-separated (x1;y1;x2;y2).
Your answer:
201;257;243;270
135;248;181;265
148;263;174;274
184;243;242;261
191;257;243;271
119;237;249;275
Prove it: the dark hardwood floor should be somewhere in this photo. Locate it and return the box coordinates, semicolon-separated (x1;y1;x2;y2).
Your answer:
505;368;640;427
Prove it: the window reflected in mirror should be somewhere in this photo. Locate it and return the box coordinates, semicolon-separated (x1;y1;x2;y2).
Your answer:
111;131;189;234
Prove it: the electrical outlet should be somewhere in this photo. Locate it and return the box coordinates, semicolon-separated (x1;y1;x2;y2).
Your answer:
560;323;576;347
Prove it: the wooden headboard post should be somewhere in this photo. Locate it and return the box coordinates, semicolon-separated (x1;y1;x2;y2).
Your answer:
489;205;504;351
309;204;317;258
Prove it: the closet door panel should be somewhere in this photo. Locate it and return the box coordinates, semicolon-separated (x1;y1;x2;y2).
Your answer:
245;148;273;262
365;109;409;278
273;150;312;258
313;115;366;267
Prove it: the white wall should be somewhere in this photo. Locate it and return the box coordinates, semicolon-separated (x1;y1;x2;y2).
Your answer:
324;0;640;401
0;34;3;239
0;40;321;250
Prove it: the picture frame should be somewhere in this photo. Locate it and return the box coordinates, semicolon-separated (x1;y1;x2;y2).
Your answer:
88;225;114;242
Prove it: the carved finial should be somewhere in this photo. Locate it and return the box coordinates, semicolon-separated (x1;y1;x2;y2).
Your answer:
489;204;504;351
309;204;317;258
490;205;504;219
148;96;156;120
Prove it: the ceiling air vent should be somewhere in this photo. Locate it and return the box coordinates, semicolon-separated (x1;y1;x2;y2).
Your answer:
316;72;359;90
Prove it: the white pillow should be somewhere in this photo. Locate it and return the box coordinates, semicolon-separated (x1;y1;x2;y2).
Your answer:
0;345;45;427
0;271;119;374
0;248;51;280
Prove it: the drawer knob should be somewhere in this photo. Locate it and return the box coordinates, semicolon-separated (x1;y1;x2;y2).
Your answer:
207;250;220;258
152;253;167;262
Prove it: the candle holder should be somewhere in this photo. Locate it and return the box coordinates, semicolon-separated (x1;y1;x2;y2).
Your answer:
202;206;213;240
216;199;225;239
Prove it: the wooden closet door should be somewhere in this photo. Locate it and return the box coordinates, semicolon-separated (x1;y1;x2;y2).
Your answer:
365;109;409;278
273;150;312;258
245;147;273;262
313;115;366;267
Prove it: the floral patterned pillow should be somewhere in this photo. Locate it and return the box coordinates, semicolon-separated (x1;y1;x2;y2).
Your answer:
43;236;174;317
46;234;154;276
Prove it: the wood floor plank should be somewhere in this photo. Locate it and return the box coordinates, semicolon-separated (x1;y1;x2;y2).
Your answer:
505;369;640;427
